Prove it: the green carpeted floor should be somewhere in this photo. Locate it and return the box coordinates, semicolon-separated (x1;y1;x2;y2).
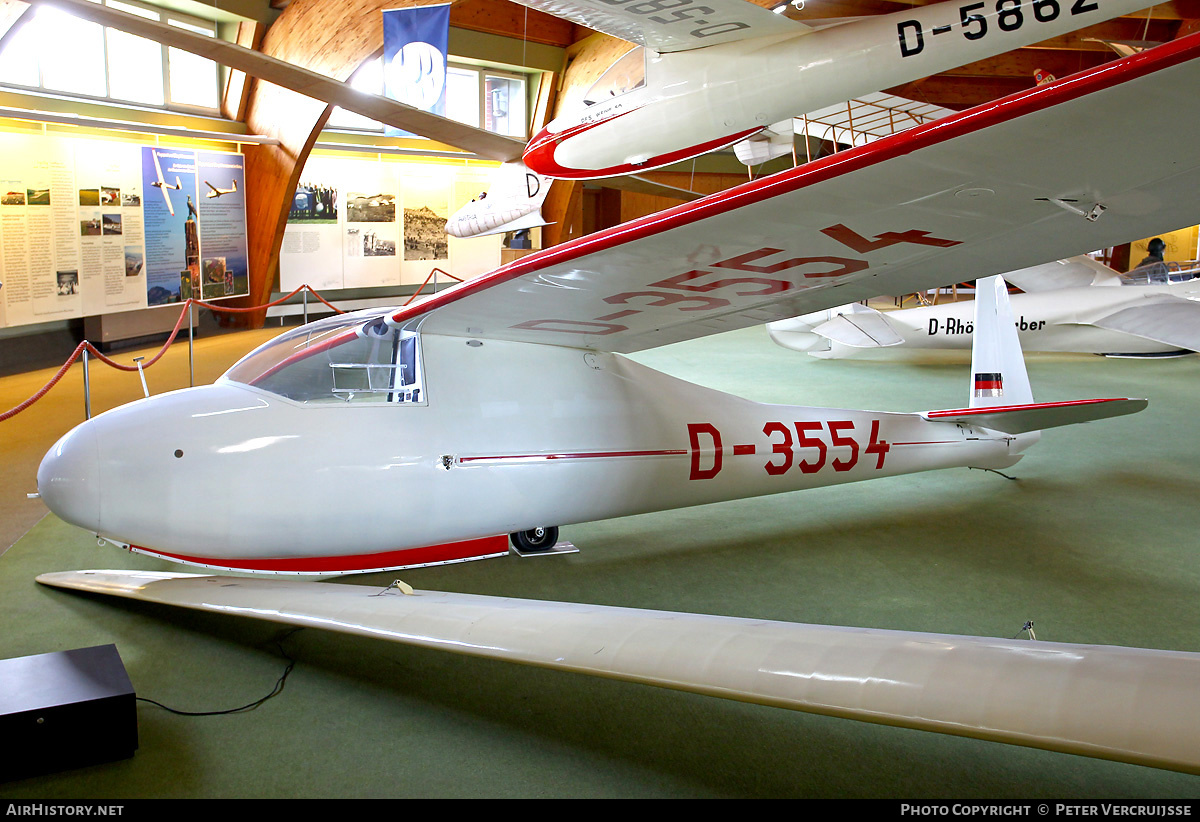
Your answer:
3;325;1199;798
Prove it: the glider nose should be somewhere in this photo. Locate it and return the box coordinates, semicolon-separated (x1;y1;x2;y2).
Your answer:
38;421;102;532
522;124;563;178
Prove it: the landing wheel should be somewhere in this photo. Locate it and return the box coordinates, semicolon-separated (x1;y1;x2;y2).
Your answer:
510;526;559;553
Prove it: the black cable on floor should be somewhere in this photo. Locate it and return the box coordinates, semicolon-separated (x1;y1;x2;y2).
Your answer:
135;628;303;716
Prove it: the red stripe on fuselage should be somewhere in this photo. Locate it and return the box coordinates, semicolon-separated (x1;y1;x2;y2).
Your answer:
130;535;510;574
459;448;688;463
925;398;1129;419
524;113;762;179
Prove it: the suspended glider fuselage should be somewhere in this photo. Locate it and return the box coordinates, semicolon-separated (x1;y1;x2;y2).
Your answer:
523;0;1156;179
37;330;1026;573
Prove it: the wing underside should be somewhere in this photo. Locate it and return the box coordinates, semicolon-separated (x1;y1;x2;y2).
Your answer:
391;36;1200;355
506;0;802;52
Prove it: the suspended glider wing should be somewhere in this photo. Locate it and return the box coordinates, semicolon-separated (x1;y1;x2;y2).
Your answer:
384;37;1200;355
35;570;1200;776
1088;296;1200;353
506;0;804;52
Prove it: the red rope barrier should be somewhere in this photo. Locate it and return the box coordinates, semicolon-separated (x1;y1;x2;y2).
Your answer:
0;279;448;423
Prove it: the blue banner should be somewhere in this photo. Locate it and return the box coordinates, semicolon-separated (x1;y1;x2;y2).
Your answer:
382;4;451;137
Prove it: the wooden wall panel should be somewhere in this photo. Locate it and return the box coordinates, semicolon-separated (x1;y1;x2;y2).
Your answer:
538;32;634;248
237;0;457;327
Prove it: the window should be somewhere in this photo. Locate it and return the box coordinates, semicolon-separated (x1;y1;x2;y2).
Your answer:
327;58;530;140
0;0;220;113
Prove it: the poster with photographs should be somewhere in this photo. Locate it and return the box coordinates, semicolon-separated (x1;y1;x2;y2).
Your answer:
0;134;82;326
194;151;249;301
281;156;344;292
401;174;448;262
278;155;502;294
75;139;144;317
0;132;249;328
342;160;400;289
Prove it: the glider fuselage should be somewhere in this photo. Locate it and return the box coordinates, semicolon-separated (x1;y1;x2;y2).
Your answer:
37;331;1025;573
774;279;1200;357
523;0;1154;179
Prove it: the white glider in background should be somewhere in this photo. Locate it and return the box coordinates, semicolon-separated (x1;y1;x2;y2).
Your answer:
517;0;1160;179
35;37;1200;574
445;162;552;239
769;257;1200;358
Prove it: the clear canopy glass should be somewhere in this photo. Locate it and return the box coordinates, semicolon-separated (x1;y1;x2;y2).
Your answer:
583;47;645;106
223;309;424;404
1118;260;1200;286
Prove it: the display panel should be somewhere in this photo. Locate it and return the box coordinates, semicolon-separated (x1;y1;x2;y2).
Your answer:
280;154;500;293
0;130;249;327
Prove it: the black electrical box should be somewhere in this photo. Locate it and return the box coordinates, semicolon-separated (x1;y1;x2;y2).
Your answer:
0;644;138;781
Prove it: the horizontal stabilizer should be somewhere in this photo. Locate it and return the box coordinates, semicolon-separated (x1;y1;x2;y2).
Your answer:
811;306;904;348
1090;297;1200;353
734;121;794;167
923;398;1147;434
1003;255;1121;292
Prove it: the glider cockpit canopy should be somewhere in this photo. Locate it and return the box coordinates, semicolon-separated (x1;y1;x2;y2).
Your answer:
1119;260;1200;286
583;47;646;106
223;309;424;405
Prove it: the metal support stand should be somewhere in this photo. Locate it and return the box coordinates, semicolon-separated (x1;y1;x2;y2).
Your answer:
133;357;148;398
302;288;308;326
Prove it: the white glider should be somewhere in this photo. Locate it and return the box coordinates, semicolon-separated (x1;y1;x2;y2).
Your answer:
769;257;1200;358
445;162;552;239
148;149;181;217
34;37;1200;574
204;179;238;199
519;0;1160;179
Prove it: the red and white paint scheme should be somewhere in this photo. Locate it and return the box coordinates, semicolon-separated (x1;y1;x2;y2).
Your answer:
35;36;1200;574
518;0;1160;179
445;162;552;239
769;258;1200;358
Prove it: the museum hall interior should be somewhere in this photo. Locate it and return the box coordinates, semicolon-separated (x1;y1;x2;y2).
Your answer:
2;0;1200;800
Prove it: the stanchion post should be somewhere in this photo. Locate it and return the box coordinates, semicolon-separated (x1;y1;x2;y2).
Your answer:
82;347;91;420
303;287;308;325
133;356;149;398
188;301;194;387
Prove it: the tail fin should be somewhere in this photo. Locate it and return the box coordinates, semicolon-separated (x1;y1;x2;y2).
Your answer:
970;275;1032;409
920;274;1147;436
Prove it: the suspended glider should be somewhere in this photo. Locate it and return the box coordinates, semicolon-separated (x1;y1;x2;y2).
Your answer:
517;0;1160;179
445;162;552;239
